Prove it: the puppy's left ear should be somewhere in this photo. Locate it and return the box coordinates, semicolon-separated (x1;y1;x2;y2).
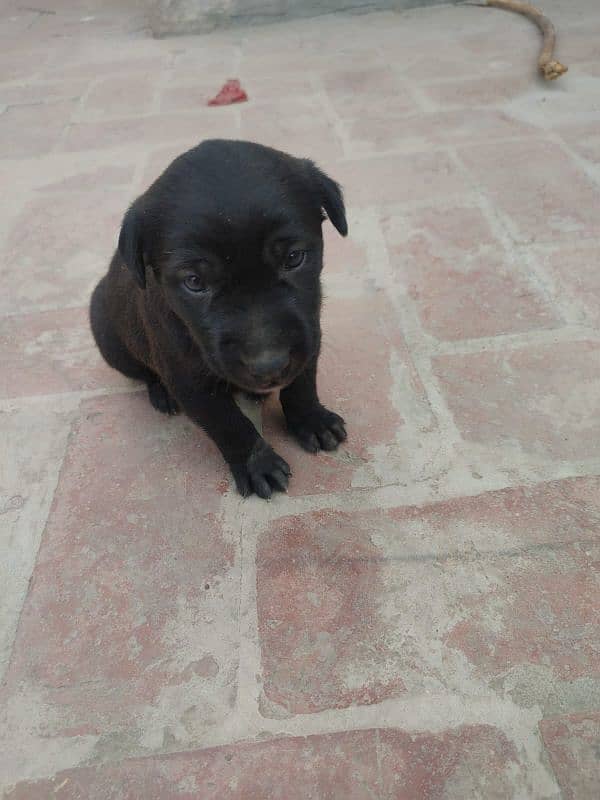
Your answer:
305;161;348;237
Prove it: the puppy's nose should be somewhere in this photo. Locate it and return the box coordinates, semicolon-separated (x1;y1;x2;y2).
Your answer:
241;350;290;381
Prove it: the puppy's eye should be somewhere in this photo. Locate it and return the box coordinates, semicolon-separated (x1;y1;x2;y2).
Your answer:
183;275;207;293
283;250;306;270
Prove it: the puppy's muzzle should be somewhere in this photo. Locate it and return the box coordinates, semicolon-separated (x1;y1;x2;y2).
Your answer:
240;348;291;390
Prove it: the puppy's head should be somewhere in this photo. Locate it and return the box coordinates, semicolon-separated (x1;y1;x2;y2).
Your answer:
118;139;347;393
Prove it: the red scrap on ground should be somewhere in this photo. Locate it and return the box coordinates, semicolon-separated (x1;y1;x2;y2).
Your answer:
207;79;248;106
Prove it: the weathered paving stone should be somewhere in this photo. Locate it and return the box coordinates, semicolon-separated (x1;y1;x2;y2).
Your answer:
2;187;128;315
0;398;79;682
0;308;130;398
345;108;536;156
333;150;470;208
257;479;600;714
5;724;537;799
432;341;600;461
383;204;559;340
536;245;600;328
0;394;239;783
0;100;77;158
540;712;600;800
459;139;600;243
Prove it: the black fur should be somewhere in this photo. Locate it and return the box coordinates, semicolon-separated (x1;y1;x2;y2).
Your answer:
90;139;348;499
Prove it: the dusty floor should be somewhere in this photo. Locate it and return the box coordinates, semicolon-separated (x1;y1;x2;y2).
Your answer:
1;0;600;797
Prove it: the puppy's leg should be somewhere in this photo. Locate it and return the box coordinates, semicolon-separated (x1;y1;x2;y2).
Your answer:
90;278;153;383
166;378;290;499
280;363;347;453
147;381;180;415
91;279;179;415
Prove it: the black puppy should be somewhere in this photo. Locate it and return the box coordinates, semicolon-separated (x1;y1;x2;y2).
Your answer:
90;139;348;499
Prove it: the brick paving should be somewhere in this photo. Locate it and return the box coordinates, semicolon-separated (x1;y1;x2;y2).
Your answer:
1;0;600;797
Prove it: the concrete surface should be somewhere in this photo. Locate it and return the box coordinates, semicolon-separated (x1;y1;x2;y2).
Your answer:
147;0;441;37
1;0;600;797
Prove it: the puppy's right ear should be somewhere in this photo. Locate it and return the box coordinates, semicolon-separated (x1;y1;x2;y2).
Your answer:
118;204;147;289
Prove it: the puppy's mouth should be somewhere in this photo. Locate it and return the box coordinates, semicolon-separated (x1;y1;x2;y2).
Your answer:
242;380;287;395
231;356;304;395
234;371;293;395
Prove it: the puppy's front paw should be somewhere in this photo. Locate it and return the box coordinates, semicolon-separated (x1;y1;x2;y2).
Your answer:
286;404;347;453
231;440;291;500
147;380;179;415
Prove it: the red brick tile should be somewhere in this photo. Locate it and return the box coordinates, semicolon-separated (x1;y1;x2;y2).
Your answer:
430;110;536;147
559;30;600;66
457;27;536;72
257;510;406;713
422;75;532;108
0;308;130;398
459;139;600;243
346;109;536;155
446;544;600;683
2;394;236;744
322;224;367;277
399;48;484;82
321;66;418;121
5;724;530;799
38;164;135;192
81;74;157;118
233;72;316;103
0;78;88;106
262;292;405;495
0;399;78;679
0;10;39;43
385;203;498;255
257;479;600;713
43;57;163;81
537;245;600;327
240;45;378;79
170;44;239;77
239;94;343;161
540;712;600;800
558;121;600;165
387;476;600;551
573;61;600;78
0;99;76;158
59;112;235;153
383;12;532;74
384;205;559;340
379;725;521;798
432;341;600;460
2;187;128;314
0;45;51;82
334;150;470;208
